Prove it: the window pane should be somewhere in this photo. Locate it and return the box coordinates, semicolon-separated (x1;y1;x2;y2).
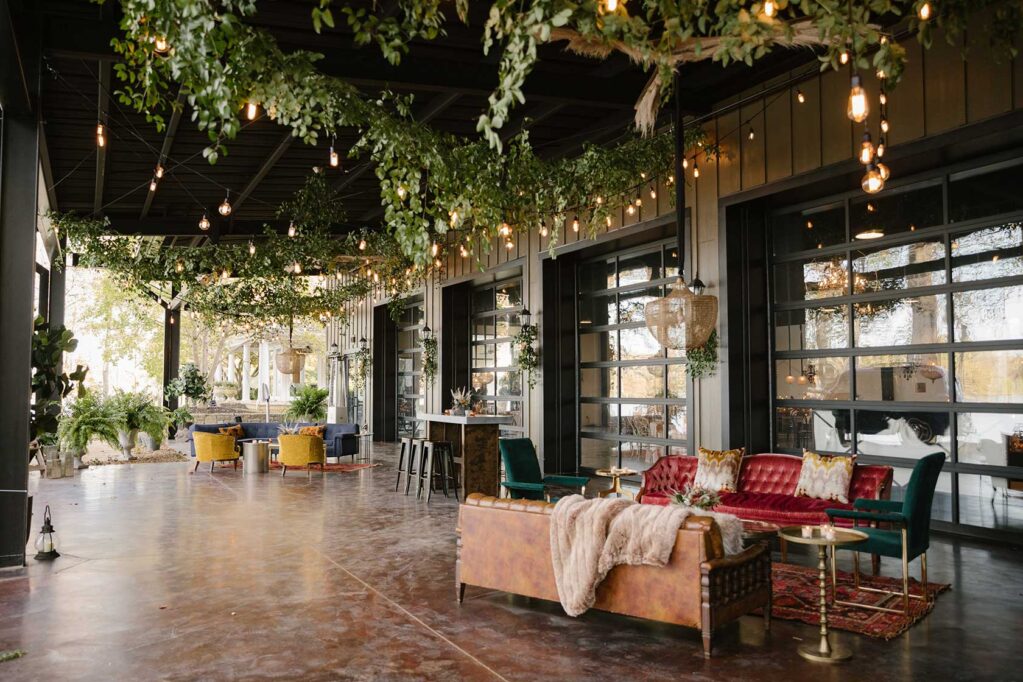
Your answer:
952;223;1023;282
495;314;521;339
495;282;521;309
852;236;946;291
619;326;663;360
775;407;851;452
580;368;617;398
668;405;687;440
495;341;513;367
664;245;681;279
776;357;850;400
471;371;495;394
956;413;1023;467
472;287;494;313
855;410;952;457
889;469;953;522
495;371;521;396
581;437;618;470
956;350;1023;403
495;400;522;426
954;285;1023;342
621;441;663;472
850;184;943;240
618;286;661;324
775;256;850;303
667;365;687;399
472;344;495;367
580;403;619;434
854;294;948;347
958;473;1023;531
950;162;1023;222
620;365;664;399
855;354;950;402
578;293;616;326
580;331;618;363
775;307;849;351
579;258;616;293
472;318;494;342
618;249;662;287
773;205;846;255
398;375;420;395
620;404;665;439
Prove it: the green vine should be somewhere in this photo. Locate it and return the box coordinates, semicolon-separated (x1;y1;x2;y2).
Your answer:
685;328;718;380
352;346;372;392
514;322;540;389
422;335;438;386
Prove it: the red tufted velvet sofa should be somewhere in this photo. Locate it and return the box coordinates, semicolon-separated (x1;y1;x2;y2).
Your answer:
636;453;893;527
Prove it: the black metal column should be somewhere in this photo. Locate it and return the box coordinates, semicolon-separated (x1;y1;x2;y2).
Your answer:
162;303;181;410
48;241;66;330
0;0;40;568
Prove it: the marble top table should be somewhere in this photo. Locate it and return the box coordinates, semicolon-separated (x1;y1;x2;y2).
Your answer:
420;414;513;498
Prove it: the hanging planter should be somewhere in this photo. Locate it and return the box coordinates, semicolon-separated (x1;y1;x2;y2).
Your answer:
275;348;307;375
422;330;438;386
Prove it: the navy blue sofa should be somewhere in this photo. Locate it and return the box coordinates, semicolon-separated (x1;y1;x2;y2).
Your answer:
189;421;360;461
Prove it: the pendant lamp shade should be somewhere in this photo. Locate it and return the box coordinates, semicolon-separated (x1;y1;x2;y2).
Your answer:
645;278;718;351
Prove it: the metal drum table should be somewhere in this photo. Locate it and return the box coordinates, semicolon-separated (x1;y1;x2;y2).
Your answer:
241;440;270;474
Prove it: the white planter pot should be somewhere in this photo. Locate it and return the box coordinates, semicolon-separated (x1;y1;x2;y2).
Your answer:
117;429;138;460
140;433;162;452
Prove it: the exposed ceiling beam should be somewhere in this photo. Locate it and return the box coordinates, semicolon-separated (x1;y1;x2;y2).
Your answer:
334;92;461;193
92;61;110;215
38;117;59;213
500;102;565;143
140;87;186;219
231;130;295;214
544;111;638;161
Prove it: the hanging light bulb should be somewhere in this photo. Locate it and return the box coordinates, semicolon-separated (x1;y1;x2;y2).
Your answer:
539;220;549;237
796;89;806;104
397;185;407;200
459;244;468;258
847;75;869;123
499;222;511;237
626;202;636;216
879;92;888;106
329;144;339;168
649;185;657;200
245;101;258;120
918;1;932;20
155;164;165;179
572;215;580;232
504;237;514;250
880;118;890;134
358;238;367;251
175;258;185;273
605;215;612;228
693;162;700;179
877;161;891;181
595;195;604;206
153;36;170;54
839;50;850;65
431;242;439;258
149;178;158;192
373;271;379;283
247;241;256;256
786;374;795;384
635;193;643;207
288;222;297;238
667;174;674;185
218;194;232;216
169;313;175;325
876;139;887;158
682;158;689;169
748;127;756;141
602;0;620;12
859;132;875;165
449;209;459;227
198;213;210;231
96;123;106;147
763;0;776;17
434;258;442;268
861;163;885;194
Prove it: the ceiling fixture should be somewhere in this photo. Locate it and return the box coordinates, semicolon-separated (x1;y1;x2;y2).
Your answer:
847;75;869;123
198;213;210;231
855;227;885;240
218;194;232;216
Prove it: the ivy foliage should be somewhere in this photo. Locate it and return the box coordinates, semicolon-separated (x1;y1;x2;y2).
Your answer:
685;328;718;379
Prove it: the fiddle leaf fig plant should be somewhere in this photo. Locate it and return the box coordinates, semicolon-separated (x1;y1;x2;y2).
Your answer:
31;316;88;442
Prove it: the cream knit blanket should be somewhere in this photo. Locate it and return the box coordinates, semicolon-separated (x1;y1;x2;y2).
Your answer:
549;495;743;617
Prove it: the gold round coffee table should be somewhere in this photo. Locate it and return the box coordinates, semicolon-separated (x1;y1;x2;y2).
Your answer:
778;525;868;663
595;468;637;498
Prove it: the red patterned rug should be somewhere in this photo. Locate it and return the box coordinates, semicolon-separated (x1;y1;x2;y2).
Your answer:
768;562;950;640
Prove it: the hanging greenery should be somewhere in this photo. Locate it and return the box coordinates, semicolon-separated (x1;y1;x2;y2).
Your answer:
352;346;372;391
514;322;540;389
685;328;718;380
422;335;438;386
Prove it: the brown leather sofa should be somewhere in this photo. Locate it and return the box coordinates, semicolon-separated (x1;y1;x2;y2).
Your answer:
457;494;772;657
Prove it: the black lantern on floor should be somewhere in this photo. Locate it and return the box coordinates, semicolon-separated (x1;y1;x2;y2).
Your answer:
34;505;60;561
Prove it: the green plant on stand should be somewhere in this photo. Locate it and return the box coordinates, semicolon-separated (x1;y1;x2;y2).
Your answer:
58;391;119;469
285;384;329;422
107;391;169;459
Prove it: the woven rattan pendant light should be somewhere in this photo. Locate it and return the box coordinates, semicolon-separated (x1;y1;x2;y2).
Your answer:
644;77;718;351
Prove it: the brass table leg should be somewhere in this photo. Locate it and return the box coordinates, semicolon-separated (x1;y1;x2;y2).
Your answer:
597;474;632;499
799;544;852;663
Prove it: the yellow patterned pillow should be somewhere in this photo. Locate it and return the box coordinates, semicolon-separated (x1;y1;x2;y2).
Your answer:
795;450;855;503
299;424;326;438
218;424;244;439
693;447;745;493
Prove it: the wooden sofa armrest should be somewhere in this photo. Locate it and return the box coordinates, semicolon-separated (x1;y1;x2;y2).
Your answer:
698;542;772;658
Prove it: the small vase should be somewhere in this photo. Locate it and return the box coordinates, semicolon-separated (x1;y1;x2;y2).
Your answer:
451;406;465;416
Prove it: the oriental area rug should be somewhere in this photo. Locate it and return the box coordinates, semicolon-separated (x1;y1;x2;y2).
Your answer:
767;562;950;640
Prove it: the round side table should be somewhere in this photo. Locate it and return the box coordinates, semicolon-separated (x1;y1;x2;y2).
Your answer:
595;468;637;498
777;525;868;663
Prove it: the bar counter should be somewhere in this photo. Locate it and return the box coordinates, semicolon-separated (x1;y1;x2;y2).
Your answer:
420;413;513;498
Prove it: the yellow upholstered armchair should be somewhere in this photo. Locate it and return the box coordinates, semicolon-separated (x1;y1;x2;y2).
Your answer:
278;434;326;477
193;432;241;472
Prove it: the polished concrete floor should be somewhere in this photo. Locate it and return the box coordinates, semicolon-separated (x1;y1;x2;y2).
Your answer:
1;441;1021;681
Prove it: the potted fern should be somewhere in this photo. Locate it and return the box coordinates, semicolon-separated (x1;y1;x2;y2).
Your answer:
58;392;119;469
107;391;169;459
285;384;329;422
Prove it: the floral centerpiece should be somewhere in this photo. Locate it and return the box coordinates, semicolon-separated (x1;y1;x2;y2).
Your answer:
450;387;472;416
670;484;721;511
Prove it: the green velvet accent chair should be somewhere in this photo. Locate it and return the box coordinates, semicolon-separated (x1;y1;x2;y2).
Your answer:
826;451;945;614
499;438;589;502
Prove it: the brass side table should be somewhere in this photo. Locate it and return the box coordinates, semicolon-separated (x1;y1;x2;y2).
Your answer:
777;525;867;663
595;468;637;498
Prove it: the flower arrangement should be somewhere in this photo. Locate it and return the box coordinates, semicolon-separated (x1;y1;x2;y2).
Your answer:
670;484;721;511
450;387;472;414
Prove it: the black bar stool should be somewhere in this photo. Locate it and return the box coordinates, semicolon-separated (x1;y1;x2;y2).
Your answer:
400;438;423;496
435;441;459;501
395;437;413;492
416;440;455;502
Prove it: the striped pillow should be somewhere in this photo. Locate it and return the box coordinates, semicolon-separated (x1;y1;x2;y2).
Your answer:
795;450;855;503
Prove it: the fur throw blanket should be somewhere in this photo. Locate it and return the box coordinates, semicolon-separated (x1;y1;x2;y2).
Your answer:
549;496;743;617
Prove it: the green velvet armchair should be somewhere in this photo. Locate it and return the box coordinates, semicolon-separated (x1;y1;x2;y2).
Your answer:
499;438;589;502
826;451;945;614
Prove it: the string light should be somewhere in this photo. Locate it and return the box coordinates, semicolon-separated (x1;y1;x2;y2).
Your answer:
877;162;891;181
682;158;688;169
595;195;604;205
572;215;580;232
358;238;367;251
748;127;755;141
175;259;184;273
292;262;302;274
859;132;875;165
667;174;674;184
431;242;439;257
96;123;106;147
329;142;339;168
649;185;657;200
153;36;170;54
288;222;297;238
245;101;258;120
635;193;642;207
505;238;515;251
796;89;806;104
602;0;620;12
155;165;164;179
839;51;849;65
149;178;158;192
499;222;511;237
397;185;407;200
605;216;612;228
248;241;256;255
693;162;700;179
763;0;776;17
807;220;814;229
626;201;636;216
847;75;869;123
198;213;210;231
434;258;442;268
459;244;468;258
449;209;459;227
539;220;549;237
168;313;175;325
218;193;232;216
918;1;932;20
